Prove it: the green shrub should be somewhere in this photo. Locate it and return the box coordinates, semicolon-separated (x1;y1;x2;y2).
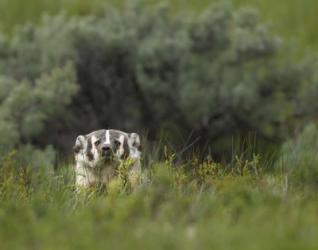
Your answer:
0;2;318;163
0;62;78;166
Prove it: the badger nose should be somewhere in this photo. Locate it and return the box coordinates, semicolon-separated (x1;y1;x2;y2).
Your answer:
102;145;111;152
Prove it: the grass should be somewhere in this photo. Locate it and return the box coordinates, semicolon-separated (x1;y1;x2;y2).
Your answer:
0;0;317;55
1;152;318;250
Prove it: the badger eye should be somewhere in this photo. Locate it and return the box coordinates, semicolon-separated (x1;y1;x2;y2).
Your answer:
94;140;101;146
114;140;121;147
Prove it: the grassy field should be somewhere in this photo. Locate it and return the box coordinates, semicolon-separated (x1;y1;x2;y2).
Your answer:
0;0;317;53
1;151;318;250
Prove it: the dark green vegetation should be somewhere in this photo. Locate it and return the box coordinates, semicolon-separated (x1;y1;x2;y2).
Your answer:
1;2;318;162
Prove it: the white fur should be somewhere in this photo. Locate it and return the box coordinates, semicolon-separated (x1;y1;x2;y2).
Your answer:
105;130;110;144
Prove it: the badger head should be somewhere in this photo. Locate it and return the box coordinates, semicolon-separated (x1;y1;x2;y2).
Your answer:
73;129;141;168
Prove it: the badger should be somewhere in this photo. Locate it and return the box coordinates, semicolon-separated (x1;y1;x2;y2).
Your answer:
73;129;141;190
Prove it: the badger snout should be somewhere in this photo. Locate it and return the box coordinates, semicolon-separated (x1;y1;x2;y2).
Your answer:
101;144;112;157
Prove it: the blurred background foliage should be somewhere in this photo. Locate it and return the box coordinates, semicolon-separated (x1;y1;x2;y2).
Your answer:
0;0;317;166
0;0;317;54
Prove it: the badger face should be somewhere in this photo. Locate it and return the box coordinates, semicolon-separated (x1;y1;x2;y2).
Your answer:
90;130;130;165
73;129;140;168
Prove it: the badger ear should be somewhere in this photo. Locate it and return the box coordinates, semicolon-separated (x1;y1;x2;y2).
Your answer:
73;135;86;153
129;133;142;151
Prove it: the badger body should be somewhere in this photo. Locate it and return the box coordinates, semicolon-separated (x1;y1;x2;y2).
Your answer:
73;129;141;190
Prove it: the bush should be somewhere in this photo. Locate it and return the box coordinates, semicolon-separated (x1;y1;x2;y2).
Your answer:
0;1;318;163
0;61;78;166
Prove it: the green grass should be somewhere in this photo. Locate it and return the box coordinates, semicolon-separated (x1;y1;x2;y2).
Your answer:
1;153;318;250
0;0;317;54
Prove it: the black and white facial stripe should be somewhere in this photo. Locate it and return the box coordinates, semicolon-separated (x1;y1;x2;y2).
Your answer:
73;129;142;189
74;129;141;167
